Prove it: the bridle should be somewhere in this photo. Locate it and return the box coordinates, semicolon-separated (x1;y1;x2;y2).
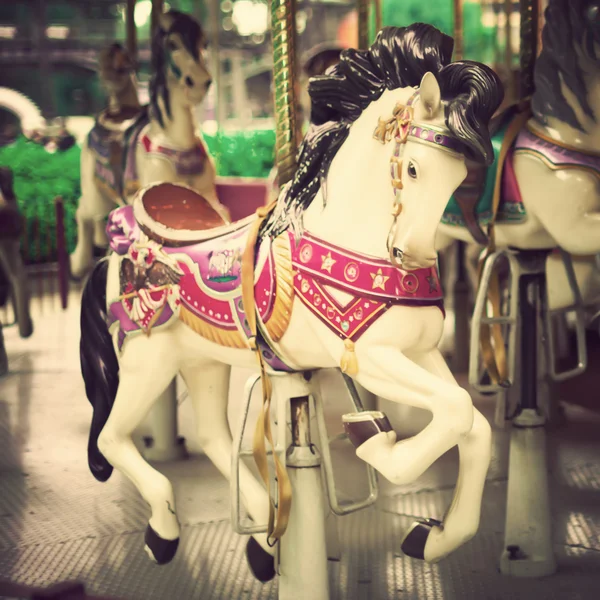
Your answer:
373;91;463;266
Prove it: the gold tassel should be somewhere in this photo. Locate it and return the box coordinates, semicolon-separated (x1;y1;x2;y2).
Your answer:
340;338;359;376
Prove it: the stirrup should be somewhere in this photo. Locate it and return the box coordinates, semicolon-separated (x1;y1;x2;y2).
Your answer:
231;372;288;535
469;249;519;393
315;371;378;516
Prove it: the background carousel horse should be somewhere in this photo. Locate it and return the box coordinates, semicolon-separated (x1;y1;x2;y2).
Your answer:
0;166;33;350
79;24;502;570
437;0;600;313
69;10;229;280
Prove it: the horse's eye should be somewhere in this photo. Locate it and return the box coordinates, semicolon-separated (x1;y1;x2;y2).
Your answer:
407;161;418;179
167;40;178;52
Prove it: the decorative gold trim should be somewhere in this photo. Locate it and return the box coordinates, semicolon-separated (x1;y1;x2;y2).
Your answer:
262;232;295;342
526;122;600;158
514;147;600;181
179;304;247;349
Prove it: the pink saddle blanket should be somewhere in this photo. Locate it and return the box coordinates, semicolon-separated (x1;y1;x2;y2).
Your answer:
106;205;275;351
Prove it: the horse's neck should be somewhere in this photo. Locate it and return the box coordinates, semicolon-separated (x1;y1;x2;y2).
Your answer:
301;88;413;259
532;70;600;153
150;91;198;149
107;82;140;114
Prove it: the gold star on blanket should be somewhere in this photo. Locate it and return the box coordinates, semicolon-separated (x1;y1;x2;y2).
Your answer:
426;275;438;293
371;268;389;291
321;252;336;273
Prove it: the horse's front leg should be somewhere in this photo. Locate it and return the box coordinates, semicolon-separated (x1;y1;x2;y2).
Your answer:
344;344;474;487
401;348;492;562
98;333;182;565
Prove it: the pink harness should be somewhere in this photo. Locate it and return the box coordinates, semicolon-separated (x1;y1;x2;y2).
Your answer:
140;133;208;177
290;231;444;345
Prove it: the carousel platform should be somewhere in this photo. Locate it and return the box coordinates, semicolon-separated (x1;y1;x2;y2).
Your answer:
1;287;600;600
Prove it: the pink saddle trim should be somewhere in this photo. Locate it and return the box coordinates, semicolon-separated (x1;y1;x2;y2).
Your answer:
501;148;523;206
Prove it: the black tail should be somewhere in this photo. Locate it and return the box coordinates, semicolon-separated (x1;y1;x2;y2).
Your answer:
80;259;119;482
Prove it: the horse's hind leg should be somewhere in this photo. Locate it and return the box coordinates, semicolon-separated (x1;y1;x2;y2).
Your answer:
0;240;32;338
181;362;275;580
401;348;492;563
98;335;182;564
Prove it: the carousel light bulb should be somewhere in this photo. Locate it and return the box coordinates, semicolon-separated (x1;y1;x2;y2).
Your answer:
134;0;153;27
232;0;268;37
46;25;70;39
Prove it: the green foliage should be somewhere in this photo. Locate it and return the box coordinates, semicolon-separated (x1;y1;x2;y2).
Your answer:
373;0;495;64
0;130;276;262
204;129;276;179
0;137;81;263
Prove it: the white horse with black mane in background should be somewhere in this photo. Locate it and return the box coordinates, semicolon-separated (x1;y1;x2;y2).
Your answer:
437;0;600;332
79;24;502;579
70;10;229;280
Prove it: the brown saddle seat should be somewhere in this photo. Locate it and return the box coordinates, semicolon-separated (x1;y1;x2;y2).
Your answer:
134;182;256;247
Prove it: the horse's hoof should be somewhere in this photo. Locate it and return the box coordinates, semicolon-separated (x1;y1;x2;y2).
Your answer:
401;518;443;560
19;321;33;339
246;537;275;582
144;524;179;565
342;411;393;449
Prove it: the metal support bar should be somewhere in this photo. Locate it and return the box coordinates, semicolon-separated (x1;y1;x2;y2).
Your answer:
544;249;587;381
499;249;556;577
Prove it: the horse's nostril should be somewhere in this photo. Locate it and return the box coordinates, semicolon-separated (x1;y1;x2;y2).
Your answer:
205;79;212;90
185;76;194;88
393;247;404;261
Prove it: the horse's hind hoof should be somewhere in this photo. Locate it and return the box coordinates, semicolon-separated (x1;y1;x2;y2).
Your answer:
401;518;443;560
342;411;393;449
246;537;275;582
144;524;179;565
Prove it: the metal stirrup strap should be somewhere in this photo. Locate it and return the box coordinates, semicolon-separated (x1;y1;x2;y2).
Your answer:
478;107;532;385
240;200;292;544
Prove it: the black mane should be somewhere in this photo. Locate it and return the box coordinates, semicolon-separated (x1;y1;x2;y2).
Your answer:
149;10;204;128
262;24;503;239
533;0;600;131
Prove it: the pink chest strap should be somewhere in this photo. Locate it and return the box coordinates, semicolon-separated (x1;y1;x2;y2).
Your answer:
289;231;444;344
140;134;208;177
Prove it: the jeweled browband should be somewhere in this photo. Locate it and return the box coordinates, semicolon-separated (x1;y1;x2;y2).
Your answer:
373;91;462;154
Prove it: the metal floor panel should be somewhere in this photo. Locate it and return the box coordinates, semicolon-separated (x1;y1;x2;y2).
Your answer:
1;293;600;599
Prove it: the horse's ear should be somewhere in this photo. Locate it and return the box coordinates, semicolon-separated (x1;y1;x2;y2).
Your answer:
419;72;442;118
158;12;174;33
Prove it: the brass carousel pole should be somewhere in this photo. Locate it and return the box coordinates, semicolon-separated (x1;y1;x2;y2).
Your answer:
358;0;369;50
151;0;165;36
451;0;471;375
271;0;299;186
519;0;540;99
453;0;464;60
211;0;224;134
126;0;137;62
374;0;383;37
504;0;512;76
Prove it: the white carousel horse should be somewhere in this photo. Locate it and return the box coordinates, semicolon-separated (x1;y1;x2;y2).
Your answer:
69;10;228;280
436;0;600;309
79;24;502;571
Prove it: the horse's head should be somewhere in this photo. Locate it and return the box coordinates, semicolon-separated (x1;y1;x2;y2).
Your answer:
98;43;136;95
379;67;502;269
263;25;503;267
150;10;212;125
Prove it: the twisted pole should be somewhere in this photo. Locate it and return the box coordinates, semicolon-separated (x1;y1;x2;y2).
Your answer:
271;0;299;187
